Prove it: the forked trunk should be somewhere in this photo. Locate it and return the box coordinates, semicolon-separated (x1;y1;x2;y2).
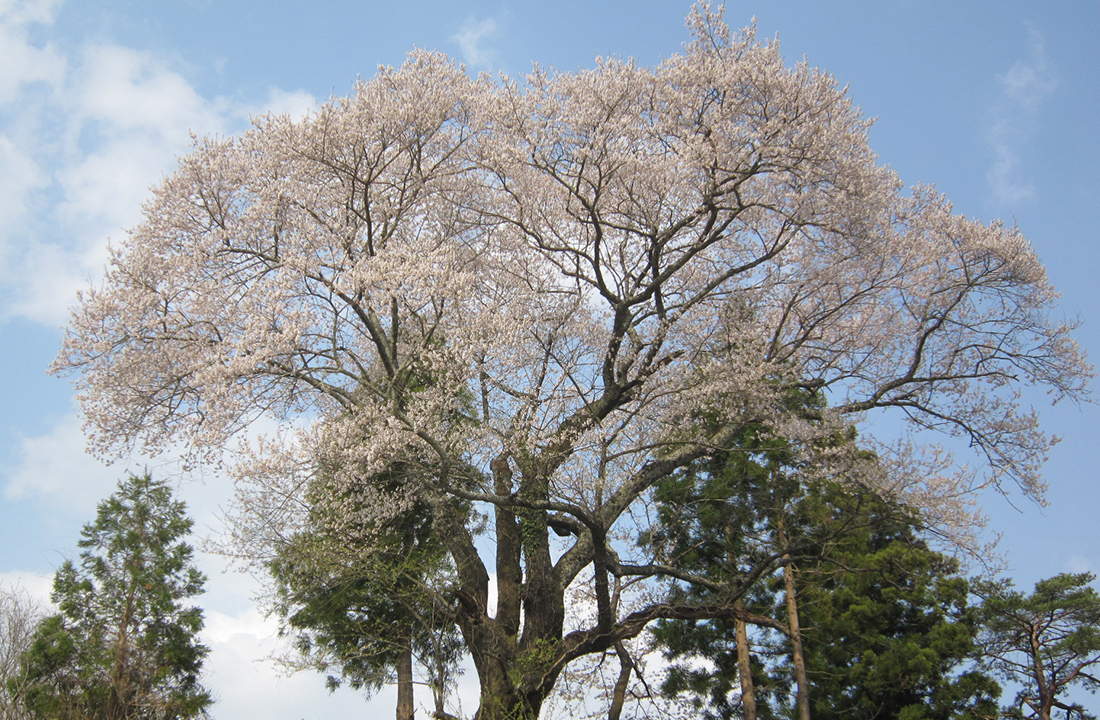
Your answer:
459;603;553;720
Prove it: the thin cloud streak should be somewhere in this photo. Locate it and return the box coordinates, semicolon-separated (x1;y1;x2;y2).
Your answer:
986;25;1057;206
452;17;501;71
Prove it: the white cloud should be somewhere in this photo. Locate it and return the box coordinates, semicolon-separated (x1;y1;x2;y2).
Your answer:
249;87;319;122
2;240;106;324
0;133;47;233
3;412;123;511
986;26;1057;206
0;409;264;540
55;135;180;234
0;0;64;103
0;6;320;326
0;0;59;25
986;122;1034;206
75;43;225;136
998;28;1057;108
0;0;60;256
0;43;239;324
453;17;501;71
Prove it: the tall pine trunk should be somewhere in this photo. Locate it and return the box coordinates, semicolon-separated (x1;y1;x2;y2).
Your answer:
734;602;757;720
783;557;811;720
397;639;415;720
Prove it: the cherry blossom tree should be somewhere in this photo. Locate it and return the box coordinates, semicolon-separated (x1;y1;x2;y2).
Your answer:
54;5;1089;719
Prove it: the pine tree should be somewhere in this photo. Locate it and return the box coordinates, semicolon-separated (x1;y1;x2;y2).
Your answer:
269;461;463;720
787;507;1000;720
974;573;1100;720
648;429;1000;720
17;473;211;720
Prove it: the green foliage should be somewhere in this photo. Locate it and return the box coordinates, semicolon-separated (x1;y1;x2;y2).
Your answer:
269;461;463;701
14;473;211;720
644;414;810;590
647;417;999;720
974;572;1100;720
790;516;1000;720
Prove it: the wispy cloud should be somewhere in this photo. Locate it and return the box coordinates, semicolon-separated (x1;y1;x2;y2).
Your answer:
0;0;64;102
452;16;501;71
3;412;122;511
986;26;1057;205
0;5;320;326
998;30;1058;108
0;0;60;25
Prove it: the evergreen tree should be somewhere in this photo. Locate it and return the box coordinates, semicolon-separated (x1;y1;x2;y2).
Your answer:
974;573;1100;720
648;428;999;720
16;473;211;720
269;460;463;720
787;507;1000;720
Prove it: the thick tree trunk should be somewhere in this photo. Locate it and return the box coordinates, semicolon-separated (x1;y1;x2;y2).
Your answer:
492;455;522;638
465;620;558;720
783;558;811;720
469;667;541;720
397;642;415;720
519;475;564;642
734;602;757;720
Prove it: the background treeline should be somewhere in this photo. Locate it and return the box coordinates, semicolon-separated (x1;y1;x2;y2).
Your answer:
1;468;1098;720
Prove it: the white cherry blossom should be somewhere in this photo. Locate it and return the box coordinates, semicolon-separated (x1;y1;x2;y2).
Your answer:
54;6;1089;719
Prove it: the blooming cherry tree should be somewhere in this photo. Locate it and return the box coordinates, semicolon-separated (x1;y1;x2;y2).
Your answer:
55;6;1089;719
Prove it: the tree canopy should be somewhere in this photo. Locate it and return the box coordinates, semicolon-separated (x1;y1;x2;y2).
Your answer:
53;5;1089;719
16;473;211;720
647;416;1000;720
974;573;1100;720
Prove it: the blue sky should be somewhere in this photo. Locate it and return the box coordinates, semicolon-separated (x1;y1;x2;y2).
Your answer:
1;1;1098;716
